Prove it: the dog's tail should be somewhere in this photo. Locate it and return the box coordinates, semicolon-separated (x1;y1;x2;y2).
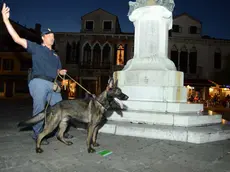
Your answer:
17;112;45;127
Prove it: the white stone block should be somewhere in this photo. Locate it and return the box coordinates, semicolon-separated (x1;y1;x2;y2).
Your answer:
100;121;230;144
121;101;203;113
108;111;174;125
120;86;187;102
114;70;184;87
122;100;167;112
114;122;188;142
173;114;222;127
107;110;222;127
187;125;230;143
166;102;203;112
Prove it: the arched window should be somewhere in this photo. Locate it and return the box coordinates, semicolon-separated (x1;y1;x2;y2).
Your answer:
83;43;92;64
189;47;197;73
116;44;124;65
170;45;178;69
93;43;101;65
179;46;188;73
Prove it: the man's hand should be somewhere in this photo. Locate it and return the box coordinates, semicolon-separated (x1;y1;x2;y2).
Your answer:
59;69;67;75
1;3;10;22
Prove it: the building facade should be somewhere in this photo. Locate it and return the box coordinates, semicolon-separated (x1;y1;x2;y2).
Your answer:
2;8;230;99
0;18;41;97
54;9;230;99
55;9;134;98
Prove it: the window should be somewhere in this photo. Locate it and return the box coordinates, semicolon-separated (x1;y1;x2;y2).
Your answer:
168;30;172;37
179;47;188;73
116;44;124;66
20;60;32;71
103;21;112;31
93;43;101;65
102;44;111;65
66;41;80;64
83;43;92;64
85;21;94;30
170;45;178;70
214;51;221;69
3;59;14;71
66;42;71;63
172;25;182;33
189;47;197;74
190;26;198;34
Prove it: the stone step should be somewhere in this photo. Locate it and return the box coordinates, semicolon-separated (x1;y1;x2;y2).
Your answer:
122;100;203;113
99;121;230;144
107;110;222;127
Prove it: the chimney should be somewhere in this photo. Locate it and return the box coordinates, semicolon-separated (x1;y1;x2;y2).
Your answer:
35;23;41;34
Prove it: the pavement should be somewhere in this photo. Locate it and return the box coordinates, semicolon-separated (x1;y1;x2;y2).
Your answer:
0;98;230;172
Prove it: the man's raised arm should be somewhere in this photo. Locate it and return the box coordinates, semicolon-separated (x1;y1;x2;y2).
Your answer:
1;3;27;49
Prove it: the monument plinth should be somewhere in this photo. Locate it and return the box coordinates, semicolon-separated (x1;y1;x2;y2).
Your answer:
100;0;230;143
115;1;187;103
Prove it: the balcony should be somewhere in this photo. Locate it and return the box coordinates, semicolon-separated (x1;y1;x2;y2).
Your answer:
184;66;203;79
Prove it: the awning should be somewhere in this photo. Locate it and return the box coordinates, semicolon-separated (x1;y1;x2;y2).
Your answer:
184;79;216;87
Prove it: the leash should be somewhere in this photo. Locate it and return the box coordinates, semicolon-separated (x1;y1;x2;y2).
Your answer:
58;73;108;110
58;73;93;96
43;72;107;119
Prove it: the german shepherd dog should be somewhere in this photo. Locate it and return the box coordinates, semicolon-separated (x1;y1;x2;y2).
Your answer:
18;78;129;153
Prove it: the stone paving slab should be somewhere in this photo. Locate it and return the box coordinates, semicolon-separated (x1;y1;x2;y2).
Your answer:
0;98;230;172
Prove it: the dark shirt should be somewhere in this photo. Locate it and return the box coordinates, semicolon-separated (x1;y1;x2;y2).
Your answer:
26;40;62;79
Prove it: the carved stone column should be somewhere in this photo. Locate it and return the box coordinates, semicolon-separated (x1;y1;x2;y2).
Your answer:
123;0;176;71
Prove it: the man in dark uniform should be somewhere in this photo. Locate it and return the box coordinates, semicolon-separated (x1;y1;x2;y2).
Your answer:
2;3;72;144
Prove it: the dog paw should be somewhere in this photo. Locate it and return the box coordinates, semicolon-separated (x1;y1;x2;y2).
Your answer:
36;148;43;153
93;142;100;147
67;141;73;145
87;147;96;153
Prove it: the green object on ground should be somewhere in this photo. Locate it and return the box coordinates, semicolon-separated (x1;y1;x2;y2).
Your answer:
97;149;113;157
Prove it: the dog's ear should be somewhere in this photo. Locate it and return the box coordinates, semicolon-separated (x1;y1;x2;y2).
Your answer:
108;77;114;88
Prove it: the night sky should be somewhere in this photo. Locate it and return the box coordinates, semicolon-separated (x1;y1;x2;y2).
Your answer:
2;0;230;39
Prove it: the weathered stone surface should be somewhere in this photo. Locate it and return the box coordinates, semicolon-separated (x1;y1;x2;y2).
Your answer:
0;98;230;172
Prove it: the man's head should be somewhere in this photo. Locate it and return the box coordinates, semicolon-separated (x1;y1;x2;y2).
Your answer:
41;28;55;46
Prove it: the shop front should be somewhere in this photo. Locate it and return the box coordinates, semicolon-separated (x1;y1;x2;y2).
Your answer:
184;79;215;102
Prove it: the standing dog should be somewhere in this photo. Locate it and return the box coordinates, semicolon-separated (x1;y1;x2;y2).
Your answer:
18;78;128;153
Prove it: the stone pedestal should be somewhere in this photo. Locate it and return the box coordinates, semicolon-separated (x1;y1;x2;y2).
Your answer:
99;2;230;144
123;5;176;71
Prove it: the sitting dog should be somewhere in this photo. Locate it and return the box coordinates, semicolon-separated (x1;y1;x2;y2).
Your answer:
18;78;128;153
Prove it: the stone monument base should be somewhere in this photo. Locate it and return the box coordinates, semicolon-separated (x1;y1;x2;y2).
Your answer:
114;70;187;102
98;70;230;144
